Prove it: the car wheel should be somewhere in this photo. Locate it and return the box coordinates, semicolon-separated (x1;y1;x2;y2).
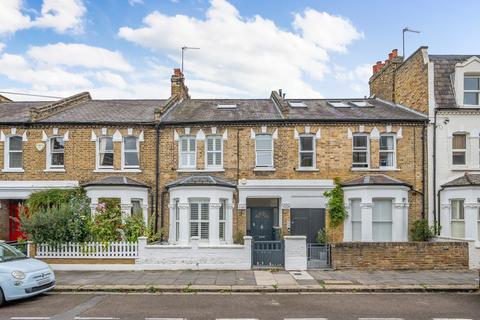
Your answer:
0;288;4;307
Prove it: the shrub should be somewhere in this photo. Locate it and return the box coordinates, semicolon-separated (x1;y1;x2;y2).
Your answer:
411;219;439;241
123;213;147;242
89;202;123;242
26;188;87;213
323;177;347;227
316;227;330;244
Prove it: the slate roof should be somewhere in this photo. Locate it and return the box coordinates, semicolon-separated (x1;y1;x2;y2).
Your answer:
161;99;282;123
429;55;480;109
166;175;236;189
284;98;426;122
0;101;50;122
342;174;411;188
83;176;149;188
441;173;480;188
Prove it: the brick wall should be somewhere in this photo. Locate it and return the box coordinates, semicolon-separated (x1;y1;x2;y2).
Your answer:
331;242;469;270
369;47;429;114
159;123;425;240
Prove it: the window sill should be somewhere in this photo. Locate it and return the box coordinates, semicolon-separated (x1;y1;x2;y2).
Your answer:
451;168;480;171
2;168;24;173
121;168;142;173
44;168;66;173
295;167;319;172
177;168;225;173
351;168;401;172
254;167;276;172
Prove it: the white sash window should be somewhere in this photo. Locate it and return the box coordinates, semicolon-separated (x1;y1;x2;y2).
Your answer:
451;199;465;238
379;134;396;168
352;134;369;168
206;136;222;168
180;136;196;168
6;136;23;170
190;201;209;240
299;135;315;168
452;134;467;165
350;199;362;241
255;134;273;167
98;136;114;168
123;136;139;168
372;199;393;241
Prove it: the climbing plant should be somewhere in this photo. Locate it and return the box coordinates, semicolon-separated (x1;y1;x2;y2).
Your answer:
323;177;347;228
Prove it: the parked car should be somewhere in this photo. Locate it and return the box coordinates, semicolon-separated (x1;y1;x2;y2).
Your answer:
0;242;55;306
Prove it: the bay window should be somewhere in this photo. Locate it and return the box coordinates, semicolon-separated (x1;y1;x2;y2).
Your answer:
255;134;273;168
48;136;65;169
451;199;465;238
5;136;23;170
452;133;467;165
350;199;362;241
352;134;369;168
123;136;139;168
98;136;114;168
464;75;480;105
206;136;222;168
372;199;393;241
179;136;196;169
190;200;209;240
299;135;315;168
379;134;396;168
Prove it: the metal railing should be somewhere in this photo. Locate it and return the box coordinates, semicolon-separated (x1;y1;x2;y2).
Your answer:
307;243;331;269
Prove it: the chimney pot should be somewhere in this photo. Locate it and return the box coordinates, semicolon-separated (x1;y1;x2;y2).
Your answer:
174;68;182;77
392;49;398;58
388;52;393;60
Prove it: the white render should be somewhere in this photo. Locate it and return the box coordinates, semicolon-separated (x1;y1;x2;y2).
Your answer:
343;185;410;242
284;236;307;271
136;236;252;270
168;185;234;245
0;180;78;199
85;185;149;223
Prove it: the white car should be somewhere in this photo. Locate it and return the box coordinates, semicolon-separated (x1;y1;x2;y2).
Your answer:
0;242;55;306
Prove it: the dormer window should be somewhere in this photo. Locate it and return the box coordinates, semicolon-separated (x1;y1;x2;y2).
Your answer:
464;76;480;105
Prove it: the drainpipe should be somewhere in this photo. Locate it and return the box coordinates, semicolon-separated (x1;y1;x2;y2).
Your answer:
154;123;160;233
421;122;427;219
433;108;438;233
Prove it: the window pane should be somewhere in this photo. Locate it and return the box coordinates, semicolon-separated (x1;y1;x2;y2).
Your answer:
214;152;221;165
256;135;272;150
207;138;214;151
300;153;313;167
351;199;361;221
452;152;466;165
373;222;392;241
99;137;113;152
181;138;188;152
464;92;479;105
51;153;64;166
207;153;214;165
256;151;272;166
125;152;139;166
100;153;114;166
9;152;22;168
200;203;209;220
380;136;394;150
200;222;209;239
9;136;22;151
464;77;479;90
451;200;464;220
124;137;137;150
452;134;466;149
380;152;394;167
51;137;64;151
353;135;367;148
189;139;195;152
300;136;313;151
219;222;225;241
353;151;367;163
190;203;199;220
190;223;199;237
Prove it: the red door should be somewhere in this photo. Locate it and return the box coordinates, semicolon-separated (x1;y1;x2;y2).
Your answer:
9;201;26;241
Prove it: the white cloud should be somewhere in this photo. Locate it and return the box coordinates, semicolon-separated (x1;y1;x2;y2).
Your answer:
94;71;127;88
292;9;363;53
0;0;31;35
0;43;5;52
0;0;86;35
27;43;133;72
0;53;91;89
118;0;362;98
334;63;371;95
128;0;144;6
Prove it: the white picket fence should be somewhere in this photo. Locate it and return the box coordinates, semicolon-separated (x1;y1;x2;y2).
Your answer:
36;242;138;259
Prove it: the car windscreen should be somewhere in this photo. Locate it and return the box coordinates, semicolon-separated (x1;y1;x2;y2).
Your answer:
0;243;27;262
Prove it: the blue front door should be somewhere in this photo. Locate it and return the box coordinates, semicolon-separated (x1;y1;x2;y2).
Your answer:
250;207;274;241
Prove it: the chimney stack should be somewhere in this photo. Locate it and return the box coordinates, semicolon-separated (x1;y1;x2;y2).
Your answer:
171;68;190;100
371;49;401;76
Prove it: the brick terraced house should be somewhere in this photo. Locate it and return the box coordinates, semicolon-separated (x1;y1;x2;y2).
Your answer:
370;47;480;246
0;69;427;252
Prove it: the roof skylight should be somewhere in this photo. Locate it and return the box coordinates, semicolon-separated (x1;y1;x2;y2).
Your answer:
328;101;350;108
288;101;307;108
217;104;237;109
350;101;373;107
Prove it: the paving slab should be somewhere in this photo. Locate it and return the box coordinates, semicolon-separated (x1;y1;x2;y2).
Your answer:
254;270;276;286
272;272;297;285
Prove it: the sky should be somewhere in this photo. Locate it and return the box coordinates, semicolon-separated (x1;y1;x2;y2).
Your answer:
0;0;479;101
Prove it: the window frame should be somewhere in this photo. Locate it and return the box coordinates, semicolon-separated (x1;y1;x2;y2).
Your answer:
298;134;316;169
379;133;397;169
255;134;274;168
122;136;140;170
464;75;480;106
179;136;197;169
450;198;465;238
4;135;23;171
130;199;143;216
174;199;180;242
350;198;362;241
189;199;210;240
205;135;223;169
46;136;65;170
219;199;227;242
96;136;114;170
372;198;393;242
452;133;467;166
352;133;370;168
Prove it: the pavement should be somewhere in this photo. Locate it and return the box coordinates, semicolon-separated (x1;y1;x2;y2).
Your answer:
54;269;480;293
1;292;480;320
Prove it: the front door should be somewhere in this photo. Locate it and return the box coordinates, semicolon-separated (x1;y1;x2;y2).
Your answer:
9;201;25;241
290;208;325;243
250;207;274;241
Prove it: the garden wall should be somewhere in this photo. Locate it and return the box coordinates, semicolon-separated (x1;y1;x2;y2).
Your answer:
136;236;252;270
330;242;469;270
